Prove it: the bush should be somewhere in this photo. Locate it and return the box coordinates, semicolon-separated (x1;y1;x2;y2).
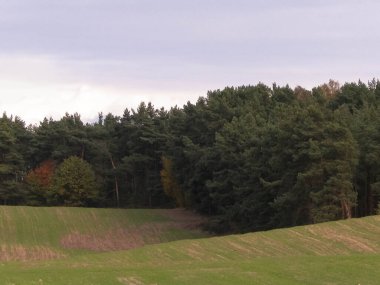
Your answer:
52;156;100;206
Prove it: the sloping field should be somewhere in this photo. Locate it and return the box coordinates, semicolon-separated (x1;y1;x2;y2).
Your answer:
0;206;207;262
1;207;380;284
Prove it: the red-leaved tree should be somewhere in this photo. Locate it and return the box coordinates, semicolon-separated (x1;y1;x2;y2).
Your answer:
25;160;56;205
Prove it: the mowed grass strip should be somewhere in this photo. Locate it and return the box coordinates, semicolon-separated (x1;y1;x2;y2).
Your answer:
1;207;380;284
74;215;380;267
9;215;379;284
2;251;380;284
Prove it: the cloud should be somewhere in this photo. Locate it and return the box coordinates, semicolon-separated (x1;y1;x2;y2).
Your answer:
0;77;201;125
0;54;204;124
0;1;379;124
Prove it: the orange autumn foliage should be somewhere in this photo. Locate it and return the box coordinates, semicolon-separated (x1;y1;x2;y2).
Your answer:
26;160;56;189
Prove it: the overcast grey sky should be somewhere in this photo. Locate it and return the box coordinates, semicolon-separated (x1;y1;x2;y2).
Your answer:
0;0;379;124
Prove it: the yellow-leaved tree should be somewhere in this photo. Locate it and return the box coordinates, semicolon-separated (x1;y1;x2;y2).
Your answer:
160;156;185;207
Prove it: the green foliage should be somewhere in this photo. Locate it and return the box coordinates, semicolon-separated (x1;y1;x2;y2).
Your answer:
119;102;171;207
163;82;367;232
0;114;28;205
52;156;100;206
349;103;380;216
0;79;379;233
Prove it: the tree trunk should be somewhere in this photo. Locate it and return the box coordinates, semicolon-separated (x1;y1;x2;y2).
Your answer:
110;156;120;208
81;145;85;159
114;176;119;208
341;199;352;219
366;167;374;215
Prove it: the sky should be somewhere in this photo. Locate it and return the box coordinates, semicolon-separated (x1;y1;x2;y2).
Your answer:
0;0;379;124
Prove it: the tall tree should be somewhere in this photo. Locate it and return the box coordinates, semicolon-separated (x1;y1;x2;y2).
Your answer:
0;114;28;204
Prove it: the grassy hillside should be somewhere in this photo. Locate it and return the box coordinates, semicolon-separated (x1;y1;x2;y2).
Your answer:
1;207;380;284
0;206;207;261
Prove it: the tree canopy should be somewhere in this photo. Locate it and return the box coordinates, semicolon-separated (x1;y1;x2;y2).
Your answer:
51;156;100;206
1;79;380;233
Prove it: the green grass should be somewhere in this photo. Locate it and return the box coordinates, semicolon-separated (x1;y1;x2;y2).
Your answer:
0;206;206;260
1;206;380;284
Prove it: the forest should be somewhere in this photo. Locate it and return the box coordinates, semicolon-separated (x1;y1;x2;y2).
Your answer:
1;79;379;233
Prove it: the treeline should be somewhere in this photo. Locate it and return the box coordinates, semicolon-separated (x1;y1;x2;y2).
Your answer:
1;79;380;233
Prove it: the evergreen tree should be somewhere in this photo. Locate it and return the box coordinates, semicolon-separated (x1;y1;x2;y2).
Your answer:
0;114;28;204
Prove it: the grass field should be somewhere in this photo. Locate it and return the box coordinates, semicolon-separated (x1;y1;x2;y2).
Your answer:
1;206;380;284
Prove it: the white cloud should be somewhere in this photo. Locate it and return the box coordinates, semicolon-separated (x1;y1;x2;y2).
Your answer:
0;50;377;125
0;54;203;124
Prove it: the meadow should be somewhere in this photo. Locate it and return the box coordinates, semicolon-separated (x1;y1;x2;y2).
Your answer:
1;206;380;284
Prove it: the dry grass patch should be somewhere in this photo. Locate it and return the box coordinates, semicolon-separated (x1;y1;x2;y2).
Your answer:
157;208;206;230
314;227;377;253
117;277;157;285
60;224;165;251
0;244;64;262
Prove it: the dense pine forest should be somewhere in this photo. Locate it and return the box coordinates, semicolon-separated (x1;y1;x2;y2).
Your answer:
1;79;379;233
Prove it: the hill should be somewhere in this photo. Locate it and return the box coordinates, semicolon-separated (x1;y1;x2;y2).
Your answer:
0;206;207;262
1;206;380;284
